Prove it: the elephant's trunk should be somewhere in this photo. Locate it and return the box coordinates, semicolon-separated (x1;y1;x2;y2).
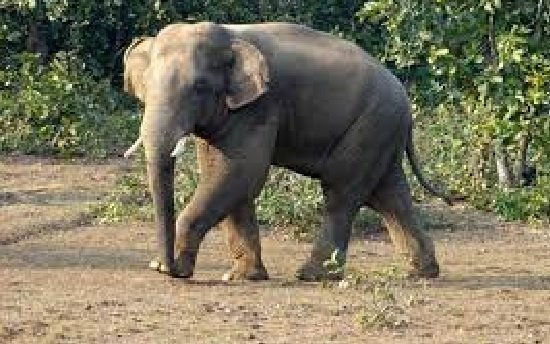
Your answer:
146;153;176;274
140;105;190;275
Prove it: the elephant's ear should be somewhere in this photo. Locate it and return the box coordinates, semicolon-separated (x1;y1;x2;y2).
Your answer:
226;39;270;110
123;37;153;102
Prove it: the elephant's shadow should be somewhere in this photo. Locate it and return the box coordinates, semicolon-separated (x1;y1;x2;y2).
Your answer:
0;244;226;275
3;243;548;291
432;274;550;291
0;244;155;270
1;243;323;289
0;243;299;282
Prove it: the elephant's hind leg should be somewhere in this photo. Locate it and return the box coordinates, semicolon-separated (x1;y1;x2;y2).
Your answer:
295;113;400;281
295;187;360;281
221;201;268;281
367;167;439;278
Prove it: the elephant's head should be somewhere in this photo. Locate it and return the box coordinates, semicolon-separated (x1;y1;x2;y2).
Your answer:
122;22;269;274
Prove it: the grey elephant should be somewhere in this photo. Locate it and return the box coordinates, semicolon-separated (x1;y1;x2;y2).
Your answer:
122;22;453;281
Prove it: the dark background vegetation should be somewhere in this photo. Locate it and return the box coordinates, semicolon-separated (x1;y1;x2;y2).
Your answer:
1;0;548;228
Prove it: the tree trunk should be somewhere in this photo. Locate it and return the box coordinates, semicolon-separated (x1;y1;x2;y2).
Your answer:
514;131;531;186
495;143;514;188
25;0;49;63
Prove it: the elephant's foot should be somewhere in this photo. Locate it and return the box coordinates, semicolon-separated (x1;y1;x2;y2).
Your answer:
222;260;269;281
407;265;439;279
171;251;197;278
148;252;196;278
405;254;440;279
295;260;344;281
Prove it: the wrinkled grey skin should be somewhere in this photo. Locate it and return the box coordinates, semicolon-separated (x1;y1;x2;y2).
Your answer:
123;22;450;281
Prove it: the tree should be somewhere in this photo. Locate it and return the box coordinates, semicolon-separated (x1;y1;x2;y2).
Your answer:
1;0;548;220
357;0;550;219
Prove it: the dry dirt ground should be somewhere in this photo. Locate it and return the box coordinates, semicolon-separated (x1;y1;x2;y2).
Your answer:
1;156;549;344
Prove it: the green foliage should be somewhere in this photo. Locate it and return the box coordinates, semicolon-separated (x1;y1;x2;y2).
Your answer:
94;172;153;224
94;135;386;235
257;168;323;238
0;52;138;157
328;262;413;330
2;0;549;222
94;143;325;235
358;0;550;222
323;248;347;277
492;177;550;221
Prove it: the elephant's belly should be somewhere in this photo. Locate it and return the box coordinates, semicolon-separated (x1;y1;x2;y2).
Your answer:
271;147;326;179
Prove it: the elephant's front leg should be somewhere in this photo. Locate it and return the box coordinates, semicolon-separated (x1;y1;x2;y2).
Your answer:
172;127;275;279
221;201;268;281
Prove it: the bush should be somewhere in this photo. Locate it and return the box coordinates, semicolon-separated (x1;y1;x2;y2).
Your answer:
491;178;550;222
257;168;323;237
0;52;138;157
4;1;549;224
94;150;324;236
94;139;382;237
358;0;550;223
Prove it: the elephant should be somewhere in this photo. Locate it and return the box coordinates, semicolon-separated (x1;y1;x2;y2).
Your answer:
122;22;454;281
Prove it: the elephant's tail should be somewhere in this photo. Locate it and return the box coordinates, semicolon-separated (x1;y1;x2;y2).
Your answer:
405;130;457;206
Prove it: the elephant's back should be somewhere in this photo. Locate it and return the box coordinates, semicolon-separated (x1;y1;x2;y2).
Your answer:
224;22;392;99
225;22;345;43
225;23;409;177
224;22;371;63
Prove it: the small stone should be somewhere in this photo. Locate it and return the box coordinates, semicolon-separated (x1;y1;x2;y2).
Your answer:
338;280;351;289
149;260;160;270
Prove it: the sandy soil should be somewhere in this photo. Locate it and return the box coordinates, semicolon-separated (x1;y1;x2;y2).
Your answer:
1;156;549;344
